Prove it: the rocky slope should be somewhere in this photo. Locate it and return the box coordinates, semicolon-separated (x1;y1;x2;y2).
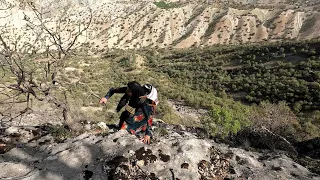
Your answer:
0;120;319;180
0;0;319;51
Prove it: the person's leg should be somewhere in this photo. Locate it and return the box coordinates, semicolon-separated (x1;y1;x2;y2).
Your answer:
118;111;129;129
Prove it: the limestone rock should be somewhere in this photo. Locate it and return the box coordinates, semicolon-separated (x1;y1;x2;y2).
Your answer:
0;123;318;180
4;127;19;136
96;122;109;131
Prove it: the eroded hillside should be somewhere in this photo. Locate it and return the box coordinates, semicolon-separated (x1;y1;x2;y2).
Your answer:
1;0;320;51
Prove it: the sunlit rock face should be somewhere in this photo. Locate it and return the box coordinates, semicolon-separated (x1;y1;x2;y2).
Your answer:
0;121;319;180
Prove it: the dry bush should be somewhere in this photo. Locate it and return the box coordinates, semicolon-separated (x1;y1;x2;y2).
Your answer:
0;1;92;127
249;101;300;139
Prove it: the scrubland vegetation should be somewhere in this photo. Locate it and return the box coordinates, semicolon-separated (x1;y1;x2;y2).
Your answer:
1;40;319;143
142;40;320;141
67;40;320;142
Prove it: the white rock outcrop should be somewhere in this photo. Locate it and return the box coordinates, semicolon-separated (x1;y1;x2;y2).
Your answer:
0;121;319;180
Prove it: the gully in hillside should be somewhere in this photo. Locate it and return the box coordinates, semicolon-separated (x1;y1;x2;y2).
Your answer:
99;81;158;144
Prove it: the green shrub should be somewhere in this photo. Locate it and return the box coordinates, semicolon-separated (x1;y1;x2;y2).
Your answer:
201;104;251;138
154;1;178;9
49;124;73;142
161;111;183;125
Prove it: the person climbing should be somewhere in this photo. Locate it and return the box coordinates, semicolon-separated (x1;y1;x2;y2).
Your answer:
99;81;158;144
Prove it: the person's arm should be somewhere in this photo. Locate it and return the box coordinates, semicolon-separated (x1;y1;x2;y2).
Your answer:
104;87;127;99
99;87;127;105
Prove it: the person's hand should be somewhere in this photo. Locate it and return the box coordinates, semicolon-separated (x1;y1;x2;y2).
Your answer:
142;135;150;144
99;97;108;104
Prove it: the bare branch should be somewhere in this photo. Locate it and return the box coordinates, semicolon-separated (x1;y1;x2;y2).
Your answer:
66;9;92;52
0;34;10;55
0;1;92;125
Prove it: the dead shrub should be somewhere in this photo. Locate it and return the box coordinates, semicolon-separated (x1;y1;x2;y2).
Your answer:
249;101;300;140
